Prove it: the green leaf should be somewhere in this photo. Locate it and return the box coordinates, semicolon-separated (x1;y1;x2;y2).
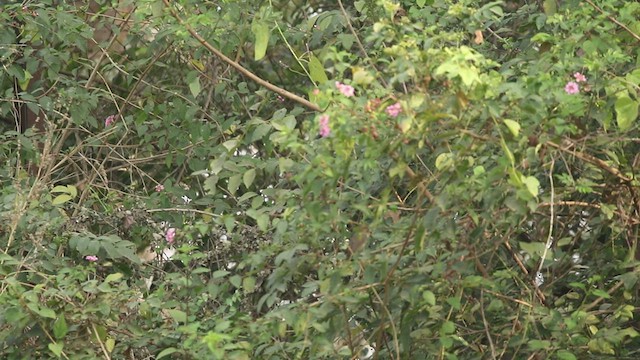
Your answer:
256;213;269;232
166;309;187;324
309;54;328;84
243;276;256;293
48;342;63;358
556;346;576;357
519;241;551;259
105;338;115;353
188;76;201;98
523;176;540;197
104;272;123;283
615;95;638;131
52;194;72;205
435;152;454;171
528;339;551;350
222;139;239;151
422;290;436;306
243;169;256;188
252;22;270;61
503;119;520;137
543;0;557;16
588;338;615;355
157;348;179;359
27;303;56;319
440;321;455;334
228;174;241;195
53;315;68;340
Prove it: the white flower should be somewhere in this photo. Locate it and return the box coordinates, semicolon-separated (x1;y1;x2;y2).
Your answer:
181;195;192;204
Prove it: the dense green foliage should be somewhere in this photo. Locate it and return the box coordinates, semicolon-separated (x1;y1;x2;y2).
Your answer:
2;0;640;358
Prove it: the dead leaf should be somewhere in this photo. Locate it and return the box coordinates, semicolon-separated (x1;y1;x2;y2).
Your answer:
474;30;484;45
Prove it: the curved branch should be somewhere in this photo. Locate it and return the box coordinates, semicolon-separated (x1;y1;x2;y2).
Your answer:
162;0;321;112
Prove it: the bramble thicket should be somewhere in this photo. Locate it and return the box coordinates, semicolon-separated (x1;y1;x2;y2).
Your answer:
2;0;640;359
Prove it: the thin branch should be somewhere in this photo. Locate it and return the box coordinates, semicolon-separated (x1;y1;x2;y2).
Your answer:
162;0;321;112
480;290;497;360
546;140;631;182
584;0;640;42
536;159;554;282
336;0;387;87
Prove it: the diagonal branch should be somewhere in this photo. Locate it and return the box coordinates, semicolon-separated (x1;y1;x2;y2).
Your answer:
162;0;321;112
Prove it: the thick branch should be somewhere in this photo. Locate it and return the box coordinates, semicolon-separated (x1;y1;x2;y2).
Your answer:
162;0;321;112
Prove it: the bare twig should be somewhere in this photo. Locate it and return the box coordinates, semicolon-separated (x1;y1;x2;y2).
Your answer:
536;159;554;283
480;290;497;360
546;140;631;182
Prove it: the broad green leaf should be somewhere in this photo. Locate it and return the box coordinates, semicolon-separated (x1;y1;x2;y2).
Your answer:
52;194;72;205
308;54;328;84
252;22;270;61
615;95;638;131
104;273;123;283
243;276;256;293
543;0;557;16
222;139;239;151
27;303;56;319
166;309;187;324
528;339;551;350
523;176;540;197
441;321;455;335
228;174;242;195
243;169;256;188
53;315;68;340
105;338;115;353
157;348;179;359
278;158;294;173
503;119;520;137
435;152;454;171
519;241;550;259
422;290;436;306
588;338;615;355
352;66;375;85
188;76;201;97
556;350;576;360
48;342;63;357
256;213;269;232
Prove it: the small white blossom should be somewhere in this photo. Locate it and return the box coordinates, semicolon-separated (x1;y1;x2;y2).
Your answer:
181;195;192;204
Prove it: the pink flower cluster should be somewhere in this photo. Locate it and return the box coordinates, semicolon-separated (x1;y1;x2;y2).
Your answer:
155;184;164;192
166;228;176;244
565;72;587;95
386;102;402;117
335;81;354;97
85;255;98;262
105;115;116;127
318;115;330;138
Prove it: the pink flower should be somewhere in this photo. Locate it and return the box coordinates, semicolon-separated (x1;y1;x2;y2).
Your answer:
104;115;116;127
386;102;402;117
318;115;330;138
166;228;176;244
85;255;98;262
312;88;320;95
564;81;579;94
573;72;587;83
335;81;355;97
155;184;164;192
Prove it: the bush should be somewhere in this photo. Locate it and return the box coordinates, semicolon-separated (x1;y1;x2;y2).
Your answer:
1;0;640;359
